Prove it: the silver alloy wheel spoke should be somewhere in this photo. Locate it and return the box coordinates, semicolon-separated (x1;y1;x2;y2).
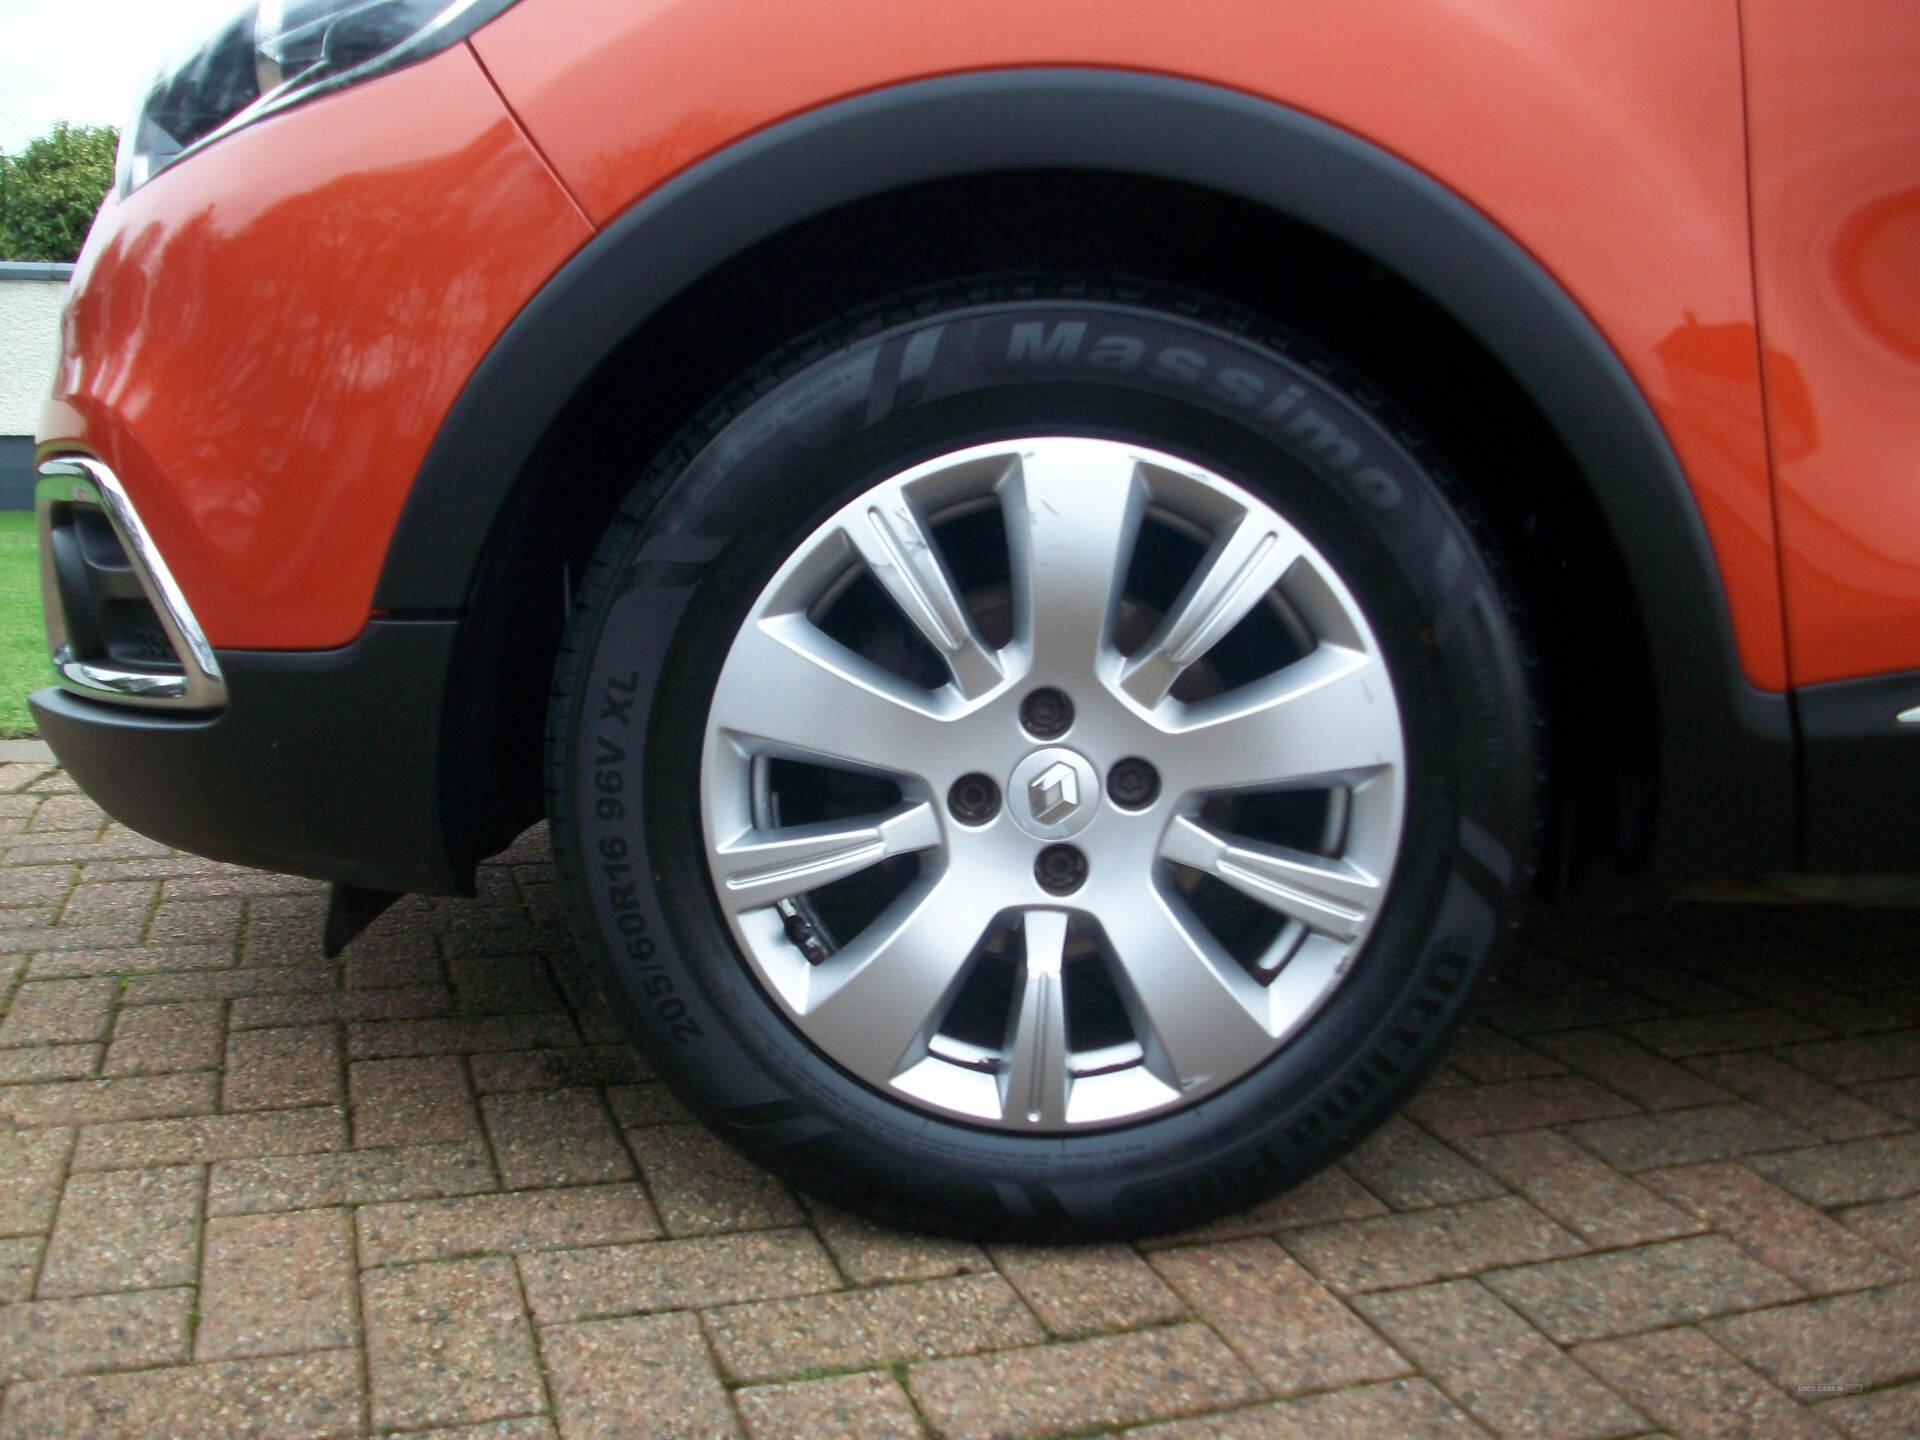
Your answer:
710;611;955;778
798;874;996;1083
1099;886;1281;1094
1170;643;1399;792
1121;512;1305;708
843;489;1004;700
999;909;1072;1127
999;444;1146;669
711;802;943;913
1159;815;1381;941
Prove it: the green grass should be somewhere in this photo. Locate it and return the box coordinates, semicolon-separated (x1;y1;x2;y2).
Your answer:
0;512;46;735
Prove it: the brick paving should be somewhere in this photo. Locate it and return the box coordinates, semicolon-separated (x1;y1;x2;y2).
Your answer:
0;758;1917;1438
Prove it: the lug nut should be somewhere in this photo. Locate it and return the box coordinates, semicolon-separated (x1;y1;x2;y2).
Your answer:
1106;757;1161;809
1020;687;1075;740
947;772;1001;825
1034;843;1089;895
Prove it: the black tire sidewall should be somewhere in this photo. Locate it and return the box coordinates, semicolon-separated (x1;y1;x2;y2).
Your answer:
554;286;1534;1235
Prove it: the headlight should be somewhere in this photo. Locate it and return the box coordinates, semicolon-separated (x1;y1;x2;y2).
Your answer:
117;0;522;195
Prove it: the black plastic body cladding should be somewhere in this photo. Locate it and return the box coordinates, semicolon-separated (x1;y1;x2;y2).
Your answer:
381;69;1796;877
30;620;464;892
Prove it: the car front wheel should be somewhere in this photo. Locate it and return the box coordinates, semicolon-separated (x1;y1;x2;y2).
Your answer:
549;277;1537;1237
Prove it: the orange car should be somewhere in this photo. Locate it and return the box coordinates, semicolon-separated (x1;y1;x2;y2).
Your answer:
31;0;1920;1234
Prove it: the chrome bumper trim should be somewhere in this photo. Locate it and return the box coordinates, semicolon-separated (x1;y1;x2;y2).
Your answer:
36;456;228;710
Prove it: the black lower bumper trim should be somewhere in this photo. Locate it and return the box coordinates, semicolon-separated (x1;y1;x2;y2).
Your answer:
31;619;467;894
1799;668;1920;872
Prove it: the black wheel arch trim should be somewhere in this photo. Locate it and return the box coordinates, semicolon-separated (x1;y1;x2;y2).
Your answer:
377;66;1796;876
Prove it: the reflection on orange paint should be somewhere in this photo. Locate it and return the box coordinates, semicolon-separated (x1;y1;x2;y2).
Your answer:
41;46;590;650
1745;0;1920;685
1834;187;1920;366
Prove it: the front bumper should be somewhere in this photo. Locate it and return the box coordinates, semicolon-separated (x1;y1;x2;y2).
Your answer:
31;619;466;894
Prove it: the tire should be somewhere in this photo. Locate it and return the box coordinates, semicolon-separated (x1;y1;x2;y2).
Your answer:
548;275;1537;1238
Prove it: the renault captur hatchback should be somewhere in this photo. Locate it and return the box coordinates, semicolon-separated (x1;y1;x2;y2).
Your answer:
31;0;1920;1235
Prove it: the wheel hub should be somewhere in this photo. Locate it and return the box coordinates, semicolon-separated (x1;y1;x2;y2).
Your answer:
1008;747;1101;839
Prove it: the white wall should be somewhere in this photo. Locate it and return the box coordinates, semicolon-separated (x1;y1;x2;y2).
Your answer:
0;266;70;437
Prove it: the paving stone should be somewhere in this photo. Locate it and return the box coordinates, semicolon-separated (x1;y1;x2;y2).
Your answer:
1572;1326;1836;1440
470;1044;648;1094
626;1124;800;1235
519;1229;839;1323
990;1242;1184;1336
1578;953;1748;1013
1458;1129;1701;1247
101;1001;224;1075
0;1349;363;1439
1684;1051;1903;1140
1150;1239;1410;1395
1529;1027;1736;1110
146;897;244;948
1623;1008;1831;1057
1479;987;1670;1036
343;943;443;991
28;944;230;978
1643;1161;1910;1293
1841;1193;1920;1263
230;985;452;1028
1484;1235;1804;1343
736;1372;926;1440
604;1081;692;1128
350;1054;482;1147
1817;1379;1920;1440
0;921;141;953
1118;1377;1488;1439
907;1324;1261;1439
0;865;74;909
0;1070;216;1128
1722;964;1907;1036
0;1043;97;1084
811;1203;989;1285
1403;1076;1639;1138
222;1024;343;1110
1747;1134;1920;1207
350;1013;579;1058
1354;1280;1645;1439
1443;1021;1566;1081
396;1422;558;1440
362;1256;544;1430
196;1208;356;1360
54;881;150;928
121;964;332;1005
482;1088;632;1188
448;952;565;1015
1854;1075;1920;1124
1709;1282;1920;1391
0;1129;74;1236
0;1236;40;1302
71;1105;346;1170
1566;1104;1817;1171
0;1287;192;1381
1782;1031;1920;1085
1283;1196;1586;1294
542;1311;736;1440
708;1273;1043;1382
207;1140;495;1215
1340;1116;1506;1209
1139;1166;1388;1247
25;797;105;834
357;1183;661;1265
0;978;115;1046
37;1164;201;1297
